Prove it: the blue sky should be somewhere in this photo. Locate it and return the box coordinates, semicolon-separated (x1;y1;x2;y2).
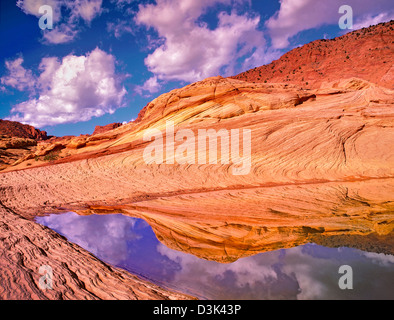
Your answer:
0;0;392;137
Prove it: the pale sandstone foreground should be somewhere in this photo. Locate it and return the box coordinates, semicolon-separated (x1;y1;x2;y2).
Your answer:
0;204;194;300
0;76;393;299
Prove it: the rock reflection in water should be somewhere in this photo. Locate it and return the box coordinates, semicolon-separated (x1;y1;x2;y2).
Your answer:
36;212;394;300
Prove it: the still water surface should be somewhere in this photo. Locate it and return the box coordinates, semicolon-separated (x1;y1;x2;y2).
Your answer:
36;212;394;300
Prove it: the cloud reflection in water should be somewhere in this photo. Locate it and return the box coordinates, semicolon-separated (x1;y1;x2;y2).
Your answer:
36;212;394;300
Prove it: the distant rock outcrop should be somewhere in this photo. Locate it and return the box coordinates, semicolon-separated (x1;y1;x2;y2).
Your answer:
0;120;50;170
93;123;122;135
0;137;37;170
0;119;48;141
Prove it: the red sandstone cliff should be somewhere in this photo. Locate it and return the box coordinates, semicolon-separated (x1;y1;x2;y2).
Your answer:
0;119;48;141
231;20;394;89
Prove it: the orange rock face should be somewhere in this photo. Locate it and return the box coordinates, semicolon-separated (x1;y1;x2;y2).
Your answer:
92;123;123;135
0;119;48;141
232;21;394;90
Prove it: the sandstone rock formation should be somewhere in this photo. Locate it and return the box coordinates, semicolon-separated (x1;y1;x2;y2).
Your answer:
0;135;37;170
232;20;394;90
93;123;123;135
0;119;48;141
2;75;393;263
0;22;393;299
0;119;50;171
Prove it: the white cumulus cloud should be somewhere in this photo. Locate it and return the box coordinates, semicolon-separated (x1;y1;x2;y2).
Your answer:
135;0;267;82
1;56;36;92
134;76;162;96
266;0;394;49
17;0;63;21
3;48;127;128
42;24;78;44
16;0;103;44
352;12;394;30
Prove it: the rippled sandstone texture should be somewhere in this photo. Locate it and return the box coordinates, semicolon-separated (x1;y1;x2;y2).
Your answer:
1;75;393;294
1;22;393;299
0;204;193;300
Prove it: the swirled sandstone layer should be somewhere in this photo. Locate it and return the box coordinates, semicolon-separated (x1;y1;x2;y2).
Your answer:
0;75;393;300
